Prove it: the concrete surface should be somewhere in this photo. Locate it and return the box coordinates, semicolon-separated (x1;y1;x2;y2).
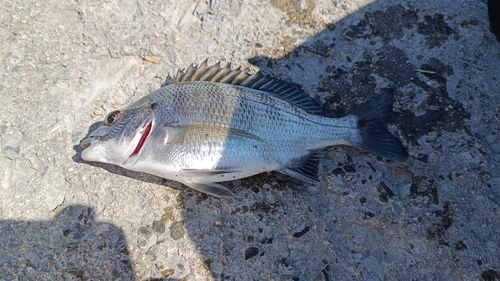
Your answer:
1;0;499;280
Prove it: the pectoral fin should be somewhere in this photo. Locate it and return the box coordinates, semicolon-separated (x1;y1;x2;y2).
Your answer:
182;180;238;198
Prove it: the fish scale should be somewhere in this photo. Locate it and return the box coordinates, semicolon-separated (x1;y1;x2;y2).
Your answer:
81;61;407;197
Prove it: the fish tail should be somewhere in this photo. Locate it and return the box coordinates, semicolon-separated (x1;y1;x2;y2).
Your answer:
349;88;408;162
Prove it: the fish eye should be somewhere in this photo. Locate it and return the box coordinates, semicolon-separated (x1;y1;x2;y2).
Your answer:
104;110;122;126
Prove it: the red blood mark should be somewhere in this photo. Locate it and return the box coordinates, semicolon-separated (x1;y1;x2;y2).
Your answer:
131;122;152;157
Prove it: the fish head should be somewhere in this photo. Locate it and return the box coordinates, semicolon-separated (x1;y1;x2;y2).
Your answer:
80;104;155;166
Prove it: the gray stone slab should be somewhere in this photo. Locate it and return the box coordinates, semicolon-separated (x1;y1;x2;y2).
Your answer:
1;0;499;280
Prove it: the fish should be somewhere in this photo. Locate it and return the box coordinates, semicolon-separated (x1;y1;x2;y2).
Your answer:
80;60;408;197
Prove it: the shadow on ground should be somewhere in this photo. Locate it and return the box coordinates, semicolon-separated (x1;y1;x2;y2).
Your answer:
0;205;135;280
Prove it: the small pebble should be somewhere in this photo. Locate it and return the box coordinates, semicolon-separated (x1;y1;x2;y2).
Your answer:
170;221;185;241
4;146;20;159
245;247;259;260
293;225;310;238
152;220;166;234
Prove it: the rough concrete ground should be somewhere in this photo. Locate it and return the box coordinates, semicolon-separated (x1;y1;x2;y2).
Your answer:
1;0;499;280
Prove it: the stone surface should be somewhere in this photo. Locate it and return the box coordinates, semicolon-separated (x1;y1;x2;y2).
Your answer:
1;0;499;280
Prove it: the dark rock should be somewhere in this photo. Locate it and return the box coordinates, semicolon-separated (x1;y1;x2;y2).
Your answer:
488;0;500;41
245;247;259;260
293;225;310;238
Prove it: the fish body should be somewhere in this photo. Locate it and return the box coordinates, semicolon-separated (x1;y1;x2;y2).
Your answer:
81;61;407;197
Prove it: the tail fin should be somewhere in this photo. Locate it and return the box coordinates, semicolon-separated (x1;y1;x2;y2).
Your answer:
349;88;408;162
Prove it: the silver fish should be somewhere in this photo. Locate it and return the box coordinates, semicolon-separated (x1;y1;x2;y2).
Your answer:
80;61;407;197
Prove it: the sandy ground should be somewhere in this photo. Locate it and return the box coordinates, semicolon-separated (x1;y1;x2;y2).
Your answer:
1;0;499;280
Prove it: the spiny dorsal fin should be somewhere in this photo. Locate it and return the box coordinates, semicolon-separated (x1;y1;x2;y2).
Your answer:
161;60;324;115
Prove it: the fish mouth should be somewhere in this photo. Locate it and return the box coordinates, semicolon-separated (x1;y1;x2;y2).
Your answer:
80;138;92;149
80;134;109;150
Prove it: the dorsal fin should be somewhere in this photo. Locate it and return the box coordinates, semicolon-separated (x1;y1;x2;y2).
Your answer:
161;60;324;115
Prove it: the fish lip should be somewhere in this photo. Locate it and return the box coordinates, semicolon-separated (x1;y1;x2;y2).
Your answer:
80;126;109;150
81;135;103;150
80;138;92;149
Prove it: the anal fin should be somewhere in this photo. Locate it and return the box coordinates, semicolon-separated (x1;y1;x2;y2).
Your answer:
279;150;324;184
